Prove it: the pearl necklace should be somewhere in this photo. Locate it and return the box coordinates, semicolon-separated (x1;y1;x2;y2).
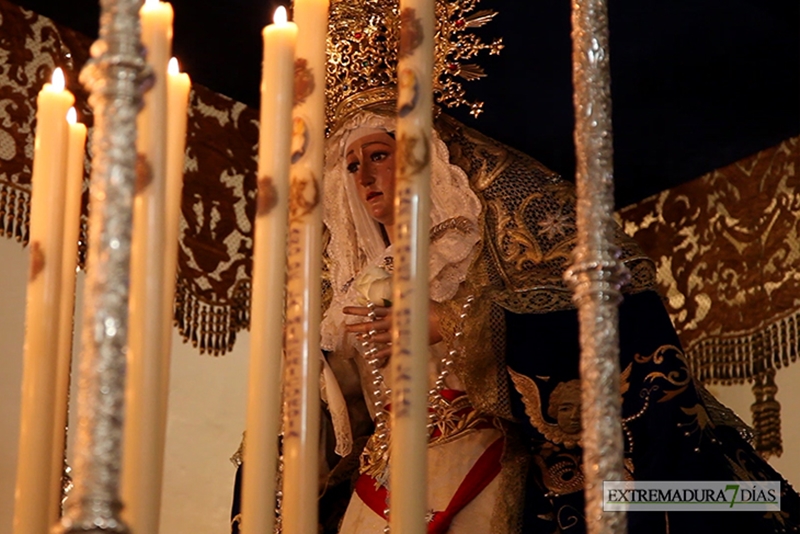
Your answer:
357;295;475;531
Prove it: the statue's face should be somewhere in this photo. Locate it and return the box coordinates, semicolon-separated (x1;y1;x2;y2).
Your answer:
345;132;396;227
556;400;582;436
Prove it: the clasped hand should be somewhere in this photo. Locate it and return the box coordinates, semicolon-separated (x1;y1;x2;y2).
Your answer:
343;301;443;364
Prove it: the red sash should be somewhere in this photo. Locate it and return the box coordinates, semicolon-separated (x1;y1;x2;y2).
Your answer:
354;435;505;534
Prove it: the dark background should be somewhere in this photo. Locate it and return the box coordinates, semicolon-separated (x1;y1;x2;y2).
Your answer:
15;0;800;207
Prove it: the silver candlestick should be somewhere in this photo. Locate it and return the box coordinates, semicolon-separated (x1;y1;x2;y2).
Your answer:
566;0;629;532
56;0;151;532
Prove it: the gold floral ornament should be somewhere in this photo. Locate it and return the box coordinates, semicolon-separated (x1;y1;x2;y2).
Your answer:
507;368;583;449
325;0;504;132
290;116;308;163
398;7;424;59
256;176;278;217
288;172;320;221
353;264;393;307
29;241;45;282
397;68;419;117
396;131;431;179
293;57;315;107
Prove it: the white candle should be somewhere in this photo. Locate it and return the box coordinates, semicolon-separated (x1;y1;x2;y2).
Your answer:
122;0;173;531
165;59;190;265
281;1;328;533
156;55;190;467
242;7;296;534
14;67;74;534
47;106;87;522
391;0;434;532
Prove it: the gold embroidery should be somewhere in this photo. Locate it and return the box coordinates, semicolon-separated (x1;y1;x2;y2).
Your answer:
507;368;582;449
359;393;496;483
532;442;634;498
428;394;491;447
680;404;714;432
536;445;584;496
619;362;632;397
438;114;656;316
637;344;692;403
724;448;762;482
288;172;320;221
429;216;475;243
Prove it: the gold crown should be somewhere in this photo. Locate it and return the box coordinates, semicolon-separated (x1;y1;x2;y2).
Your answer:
325;0;503;132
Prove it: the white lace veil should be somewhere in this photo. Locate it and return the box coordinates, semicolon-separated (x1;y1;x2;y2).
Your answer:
320;111;482;352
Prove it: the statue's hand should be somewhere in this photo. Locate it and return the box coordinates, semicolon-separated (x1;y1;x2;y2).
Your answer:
344;305;393;363
343;302;442;364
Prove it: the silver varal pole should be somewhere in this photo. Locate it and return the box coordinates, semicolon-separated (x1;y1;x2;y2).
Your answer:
56;0;150;532
566;0;628;533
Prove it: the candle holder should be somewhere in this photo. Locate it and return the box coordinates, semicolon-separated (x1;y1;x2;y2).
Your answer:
564;0;628;533
55;0;152;531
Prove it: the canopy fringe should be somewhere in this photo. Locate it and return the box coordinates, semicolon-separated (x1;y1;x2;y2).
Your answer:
686;308;799;384
0;182;31;245
685;309;799;458
174;277;251;356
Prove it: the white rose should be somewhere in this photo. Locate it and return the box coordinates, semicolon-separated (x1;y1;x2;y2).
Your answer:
353;265;393;306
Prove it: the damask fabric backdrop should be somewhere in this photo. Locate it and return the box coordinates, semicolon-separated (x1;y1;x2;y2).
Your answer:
619;136;800;457
0;0;260;355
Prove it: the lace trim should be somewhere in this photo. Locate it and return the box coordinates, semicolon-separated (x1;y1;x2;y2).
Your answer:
430;216;475;243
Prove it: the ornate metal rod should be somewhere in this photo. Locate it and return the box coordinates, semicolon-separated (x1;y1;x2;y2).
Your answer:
566;0;629;533
56;0;150;532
